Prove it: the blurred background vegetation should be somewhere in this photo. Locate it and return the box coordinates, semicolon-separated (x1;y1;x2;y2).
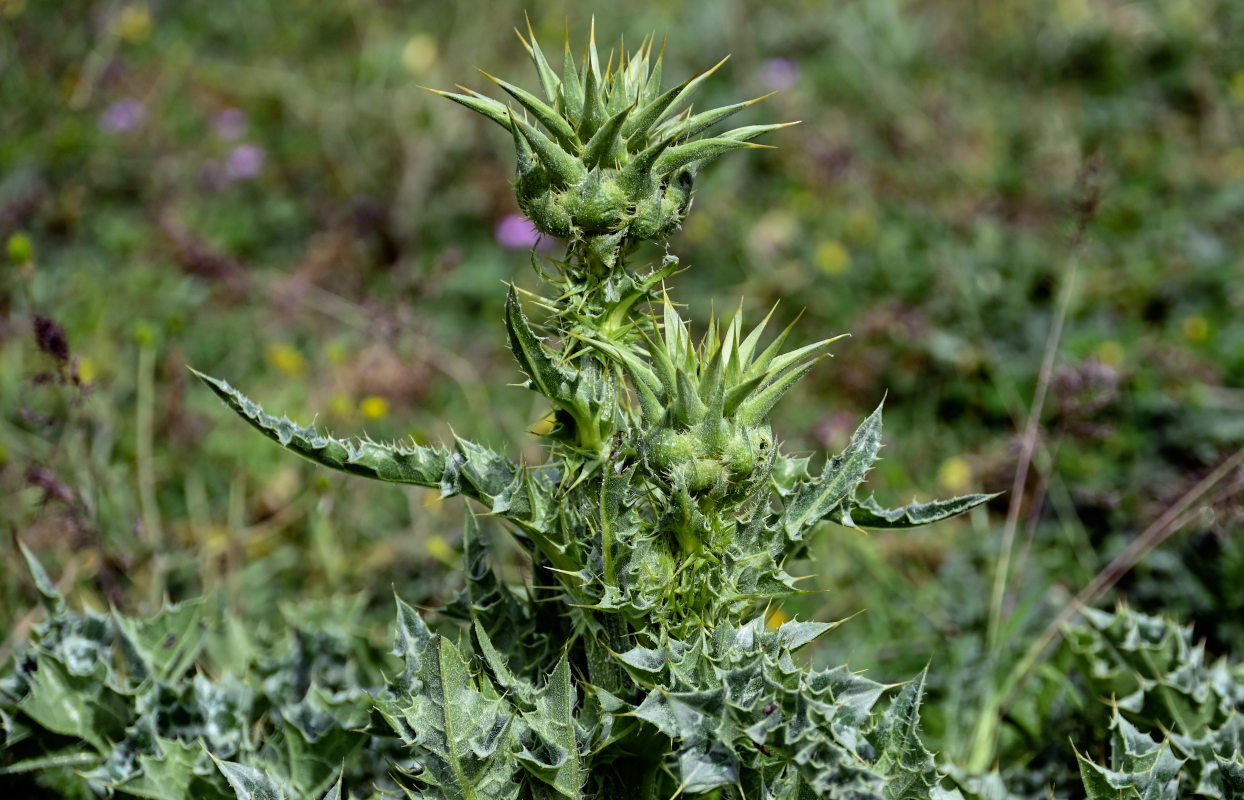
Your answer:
2;0;1243;789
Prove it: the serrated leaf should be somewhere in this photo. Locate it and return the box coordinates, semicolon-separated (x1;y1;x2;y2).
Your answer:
114;599;204;683
506;287;576;409
780;404;884;539
107;737;204;800
410;635;522;800
1076;712;1184;800
282;687;367;797
873;669;938;800
17;653;133;751
517;656;582;799
214;758;288;800
831;493;996;529
772;619;843;652
474;618;531;704
634;688;738;793
192;369;450;487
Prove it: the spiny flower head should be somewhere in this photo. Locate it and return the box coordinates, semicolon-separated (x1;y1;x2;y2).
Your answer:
430;19;793;270
591;300;843;503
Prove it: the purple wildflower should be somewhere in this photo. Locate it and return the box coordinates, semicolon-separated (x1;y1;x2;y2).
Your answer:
759;58;799;92
494;214;552;251
213;108;248;140
224;144;265;180
99;98;145;133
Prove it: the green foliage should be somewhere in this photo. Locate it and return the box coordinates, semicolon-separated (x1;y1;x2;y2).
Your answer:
1068;606;1244;798
1;548;377;799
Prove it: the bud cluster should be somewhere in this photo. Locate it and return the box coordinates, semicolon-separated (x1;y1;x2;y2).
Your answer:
589;301;842;506
433;20;791;269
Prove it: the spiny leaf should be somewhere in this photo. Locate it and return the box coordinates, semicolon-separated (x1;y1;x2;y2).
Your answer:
651;137;764;178
474;618;531;704
779;403;884;538
872;668;938;800
622;76;691;142
659;93;773;142
576;50;605;140
560;34;584;122
425;87;513;130
413;635;523;800
18;540;65;617
513;112;588;187
719;121;801;143
482;70;580;151
517;17;561;105
830;492;997;529
17;654;132;751
321;772;344;800
393;593;433;662
113;598;204;683
102;737;202;800
582;103;632;169
506;286;576;406
733;356;822;427
628;56;729;142
213;758;288;800
191;369;450;487
517;656;582;799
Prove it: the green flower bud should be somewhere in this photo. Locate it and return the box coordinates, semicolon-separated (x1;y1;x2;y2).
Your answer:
568;171;628;233
649;428;696;471
434;29;787;270
520;188;574;238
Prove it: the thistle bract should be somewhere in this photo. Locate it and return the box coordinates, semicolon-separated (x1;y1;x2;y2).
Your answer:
431;20;791;269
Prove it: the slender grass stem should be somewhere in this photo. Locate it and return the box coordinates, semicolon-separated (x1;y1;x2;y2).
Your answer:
136;339;166;604
985;257;1077;650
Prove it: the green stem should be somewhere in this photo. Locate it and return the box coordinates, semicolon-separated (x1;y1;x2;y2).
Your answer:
586;613;631;696
136;338;166;605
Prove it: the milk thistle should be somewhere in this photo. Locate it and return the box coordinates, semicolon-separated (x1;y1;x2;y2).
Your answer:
192;21;992;799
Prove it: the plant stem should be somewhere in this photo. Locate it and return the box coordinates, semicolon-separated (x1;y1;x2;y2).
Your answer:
985;257;1077;650
136;338;165;603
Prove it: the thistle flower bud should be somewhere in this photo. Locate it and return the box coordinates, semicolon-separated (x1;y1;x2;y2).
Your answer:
430;20;792;270
587;300;840;505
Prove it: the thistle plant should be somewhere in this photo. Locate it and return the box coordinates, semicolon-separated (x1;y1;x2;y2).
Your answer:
1;23;997;800
189;24;995;799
